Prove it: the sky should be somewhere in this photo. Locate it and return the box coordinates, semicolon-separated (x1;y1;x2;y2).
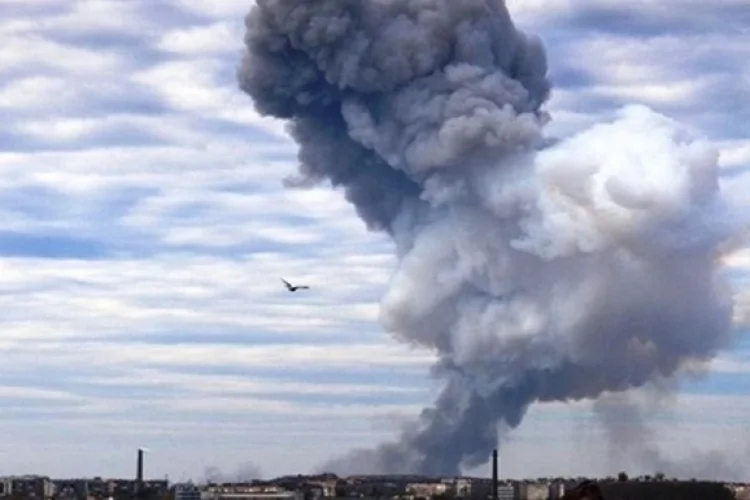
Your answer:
1;0;750;484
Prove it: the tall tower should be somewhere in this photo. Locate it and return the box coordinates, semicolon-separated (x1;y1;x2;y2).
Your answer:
136;448;144;497
492;449;498;500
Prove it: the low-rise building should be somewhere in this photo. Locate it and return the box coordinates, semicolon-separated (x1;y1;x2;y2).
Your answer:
203;485;302;500
85;477;113;499
405;482;449;499
496;484;514;500
109;479;133;499
0;478;13;497
4;476;54;499
548;481;566;500
53;479;88;500
174;483;201;500
514;482;548;500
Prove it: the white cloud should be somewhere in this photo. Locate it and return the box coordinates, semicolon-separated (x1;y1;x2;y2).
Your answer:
16;342;435;370
17;116;104;141
166;0;254;20
0;385;81;402
708;355;750;375
39;0;154;36
0;76;76;110
0;252;397;341
157;22;244;55
723;248;750;269
76;369;425;396
130;57;289;139
0;31;125;76
717;140;750;170
133;59;230;111
1;0;61;5
586;78;715;107
508;0;750;32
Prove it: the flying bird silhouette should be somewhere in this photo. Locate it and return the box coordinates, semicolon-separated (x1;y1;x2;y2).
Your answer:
281;278;309;292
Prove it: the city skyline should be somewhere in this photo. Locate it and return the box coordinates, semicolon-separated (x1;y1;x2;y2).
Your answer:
0;472;742;500
1;0;750;483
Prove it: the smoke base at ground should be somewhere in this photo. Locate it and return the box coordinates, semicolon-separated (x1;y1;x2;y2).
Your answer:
204;463;263;483
592;391;749;482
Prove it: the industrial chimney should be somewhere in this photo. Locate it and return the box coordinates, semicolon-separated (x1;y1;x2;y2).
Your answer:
136;448;144;497
492;449;498;500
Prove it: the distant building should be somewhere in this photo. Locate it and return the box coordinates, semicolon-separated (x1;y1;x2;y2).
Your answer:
305;479;337;498
110;479;134;498
405;482;449;499
2;476;54;499
53;479;88;500
496;484;514;500
733;485;750;500
86;477;113;499
141;479;170;499
174;483;201;500
203;484;302;500
442;477;492;498
0;478;12;496
451;478;472;497
548;481;566;499
514;482;547;500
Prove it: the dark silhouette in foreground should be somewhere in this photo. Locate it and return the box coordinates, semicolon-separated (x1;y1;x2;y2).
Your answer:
601;479;735;500
562;480;605;500
560;478;736;500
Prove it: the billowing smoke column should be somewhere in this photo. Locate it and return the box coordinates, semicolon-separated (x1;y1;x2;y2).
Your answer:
238;0;738;476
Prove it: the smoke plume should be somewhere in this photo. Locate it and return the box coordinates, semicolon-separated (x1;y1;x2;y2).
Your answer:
238;0;740;476
592;392;747;481
204;462;263;483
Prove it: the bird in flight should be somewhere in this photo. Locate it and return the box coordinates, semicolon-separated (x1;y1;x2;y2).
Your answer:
281;278;309;292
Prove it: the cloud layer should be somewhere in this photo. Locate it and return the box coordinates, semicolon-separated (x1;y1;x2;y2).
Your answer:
1;0;749;481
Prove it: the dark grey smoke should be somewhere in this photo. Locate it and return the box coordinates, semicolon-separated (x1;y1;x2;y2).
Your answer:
238;0;740;476
204;462;263;483
592;393;747;481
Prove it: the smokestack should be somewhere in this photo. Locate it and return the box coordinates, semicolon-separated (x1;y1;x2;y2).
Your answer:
136;448;144;497
492;449;498;500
